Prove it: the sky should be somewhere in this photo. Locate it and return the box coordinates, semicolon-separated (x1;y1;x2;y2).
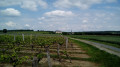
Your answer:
0;0;120;32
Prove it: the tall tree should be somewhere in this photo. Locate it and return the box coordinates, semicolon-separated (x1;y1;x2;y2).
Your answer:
3;29;7;33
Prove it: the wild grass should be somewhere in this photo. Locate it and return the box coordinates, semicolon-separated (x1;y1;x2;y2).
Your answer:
72;39;120;67
68;35;120;48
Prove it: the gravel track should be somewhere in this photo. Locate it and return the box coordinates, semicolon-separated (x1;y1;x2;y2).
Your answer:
70;38;120;57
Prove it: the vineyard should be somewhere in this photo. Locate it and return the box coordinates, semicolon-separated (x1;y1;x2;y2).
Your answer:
0;34;120;67
0;34;69;67
0;34;92;67
0;0;120;67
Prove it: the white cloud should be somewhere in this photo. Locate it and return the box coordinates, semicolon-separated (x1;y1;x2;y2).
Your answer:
0;0;21;7
1;10;119;31
38;17;45;20
0;0;47;11
54;0;117;9
45;10;74;17
38;0;48;8
95;13;106;17
38;22;43;24
35;10;120;31
5;21;16;27
1;8;21;16
21;0;48;11
82;19;88;23
21;1;37;11
25;24;30;27
0;0;119;31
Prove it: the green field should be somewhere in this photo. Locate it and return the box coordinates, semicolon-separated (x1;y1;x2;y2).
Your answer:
68;35;120;48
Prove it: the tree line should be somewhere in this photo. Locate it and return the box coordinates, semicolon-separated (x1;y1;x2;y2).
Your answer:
62;31;120;35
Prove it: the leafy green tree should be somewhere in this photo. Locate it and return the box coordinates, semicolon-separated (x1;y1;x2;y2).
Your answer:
3;29;7;33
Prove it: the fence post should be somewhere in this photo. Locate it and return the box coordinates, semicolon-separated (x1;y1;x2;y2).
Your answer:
22;34;24;41
46;47;52;67
57;44;61;61
66;37;68;50
32;56;38;67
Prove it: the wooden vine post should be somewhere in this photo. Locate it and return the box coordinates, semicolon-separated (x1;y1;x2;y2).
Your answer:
22;34;24;41
64;37;72;63
32;56;38;67
65;37;68;50
57;44;61;61
30;34;34;51
46;46;52;67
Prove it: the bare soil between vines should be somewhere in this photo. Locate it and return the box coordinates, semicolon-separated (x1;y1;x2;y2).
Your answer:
0;42;100;67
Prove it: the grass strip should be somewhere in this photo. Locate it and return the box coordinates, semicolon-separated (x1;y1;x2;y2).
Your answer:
71;39;120;67
68;35;120;48
86;39;120;48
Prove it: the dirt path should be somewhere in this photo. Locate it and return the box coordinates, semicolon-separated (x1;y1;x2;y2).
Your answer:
70;37;120;57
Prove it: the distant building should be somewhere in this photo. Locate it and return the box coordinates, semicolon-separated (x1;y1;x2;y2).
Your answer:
70;30;74;35
71;32;74;34
55;30;62;34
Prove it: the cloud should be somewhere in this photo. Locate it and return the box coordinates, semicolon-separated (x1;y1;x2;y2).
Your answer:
0;0;21;7
1;8;21;16
36;10;76;31
5;21;16;27
38;0;48;8
1;10;119;31
45;10;74;17
21;1;37;11
35;10;120;31
38;22;43;24
82;19;88;23
38;17;45;20
53;0;117;9
0;0;47;11
0;0;119;31
25;24;30;27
